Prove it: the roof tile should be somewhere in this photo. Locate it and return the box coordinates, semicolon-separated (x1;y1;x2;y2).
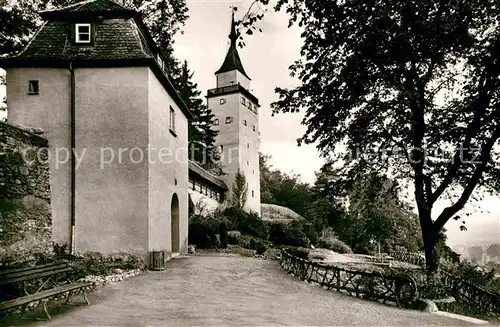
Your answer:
14;19;151;61
42;0;129;13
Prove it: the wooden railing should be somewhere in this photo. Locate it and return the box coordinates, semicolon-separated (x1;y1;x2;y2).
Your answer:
438;271;500;316
279;249;418;308
390;251;500;317
389;251;425;267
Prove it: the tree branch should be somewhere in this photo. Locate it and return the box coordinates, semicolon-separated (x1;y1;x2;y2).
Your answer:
429;71;494;204
433;125;500;232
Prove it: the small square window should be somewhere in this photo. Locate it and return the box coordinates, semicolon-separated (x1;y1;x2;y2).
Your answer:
220;98;226;105
243;120;247;126
252;125;256;132
28;80;39;95
225;116;233;124
75;24;91;43
240;96;245;105
214;118;219;126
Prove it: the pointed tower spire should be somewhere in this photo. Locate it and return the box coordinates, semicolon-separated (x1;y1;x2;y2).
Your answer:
215;10;250;80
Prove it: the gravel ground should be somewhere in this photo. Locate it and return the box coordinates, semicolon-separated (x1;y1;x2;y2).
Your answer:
13;256;477;326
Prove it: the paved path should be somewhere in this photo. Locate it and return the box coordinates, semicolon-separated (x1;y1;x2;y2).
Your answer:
22;256;476;326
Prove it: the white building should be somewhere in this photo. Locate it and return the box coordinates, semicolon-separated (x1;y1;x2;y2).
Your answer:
203;14;261;215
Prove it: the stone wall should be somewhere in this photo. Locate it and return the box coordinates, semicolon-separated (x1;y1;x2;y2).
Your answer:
0;122;51;268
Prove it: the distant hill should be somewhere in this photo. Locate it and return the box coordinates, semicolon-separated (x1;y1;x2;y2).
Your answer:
446;214;500;250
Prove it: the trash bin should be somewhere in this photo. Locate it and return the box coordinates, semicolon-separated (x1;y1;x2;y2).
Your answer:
150;251;165;271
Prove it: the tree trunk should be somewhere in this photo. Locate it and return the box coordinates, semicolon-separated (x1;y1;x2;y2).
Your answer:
423;229;439;275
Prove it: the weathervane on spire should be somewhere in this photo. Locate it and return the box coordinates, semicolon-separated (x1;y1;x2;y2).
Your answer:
229;6;239;47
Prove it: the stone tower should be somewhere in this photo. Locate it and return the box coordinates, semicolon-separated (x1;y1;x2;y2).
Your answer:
207;13;261;215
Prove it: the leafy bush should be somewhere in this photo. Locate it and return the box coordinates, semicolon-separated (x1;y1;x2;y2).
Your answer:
249;238;268;255
318;228;353;254
230;234;268;255
234;234;253;248
227;231;241;245
223;207;269;239
268;220;310;247
445;261;500;294
286;247;310;259
188;214;226;249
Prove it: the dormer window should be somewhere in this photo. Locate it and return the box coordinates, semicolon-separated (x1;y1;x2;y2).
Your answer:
75;24;91;43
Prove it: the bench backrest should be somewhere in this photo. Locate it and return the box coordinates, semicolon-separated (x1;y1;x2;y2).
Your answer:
0;261;71;286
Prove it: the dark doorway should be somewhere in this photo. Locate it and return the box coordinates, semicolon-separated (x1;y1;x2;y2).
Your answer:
171;193;180;253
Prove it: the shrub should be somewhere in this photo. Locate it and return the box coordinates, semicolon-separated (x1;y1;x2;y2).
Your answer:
227;231;241;245
234;234;253;248
188;214;226;249
286;247;310;259
268;220;310;247
318;228;353;254
249;238;268;255
223;207;269;239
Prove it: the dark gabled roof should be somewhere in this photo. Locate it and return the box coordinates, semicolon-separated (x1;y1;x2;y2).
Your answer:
215;13;250;80
0;0;194;120
188;161;228;191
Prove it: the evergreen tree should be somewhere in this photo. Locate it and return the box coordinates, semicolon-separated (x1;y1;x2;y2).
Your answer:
231;171;248;209
177;61;218;169
133;0;188;81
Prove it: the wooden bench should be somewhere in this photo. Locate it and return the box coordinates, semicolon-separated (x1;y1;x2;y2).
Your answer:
0;261;92;320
